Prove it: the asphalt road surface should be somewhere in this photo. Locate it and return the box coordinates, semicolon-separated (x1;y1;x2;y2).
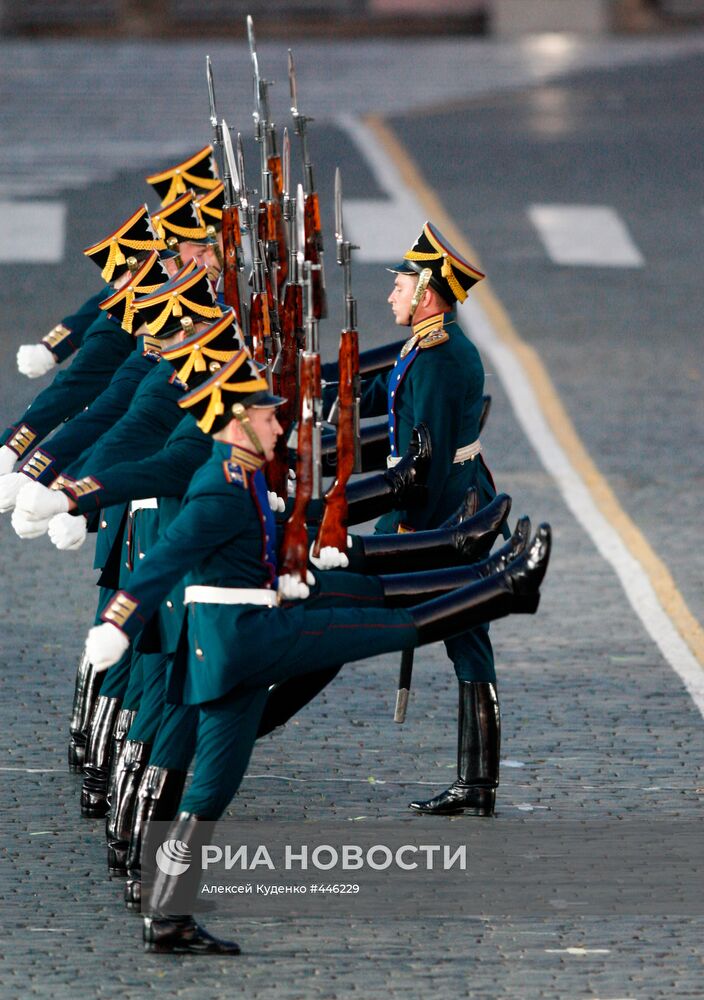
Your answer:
0;30;702;1000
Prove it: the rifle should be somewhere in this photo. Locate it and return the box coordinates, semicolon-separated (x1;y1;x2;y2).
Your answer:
266;129;300;500
288;48;327;321
279;186;323;583
247;15;288;290
312;169;361;559
236;132;271;366
220;119;248;334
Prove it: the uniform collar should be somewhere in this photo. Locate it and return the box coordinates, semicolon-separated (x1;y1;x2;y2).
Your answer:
411;312;446;339
401;312;448;358
226;443;266;472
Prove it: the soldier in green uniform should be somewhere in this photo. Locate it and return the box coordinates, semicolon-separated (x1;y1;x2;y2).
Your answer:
83;348;550;954
10;144;220;385
329;222;507;818
13;262;224;816
0;205;167;509
15;287;112;380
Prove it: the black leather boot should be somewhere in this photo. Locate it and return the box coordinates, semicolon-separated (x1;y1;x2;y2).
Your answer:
68;651;103;773
257;667;342;739
105;708;137;818
378;516;531;606
355;492;512;574
410;681;500;816
124;765;187;911
107;739;152;877
407;524;551;645
81;696;122;819
143;812;241;955
440;487;478;529
344;423;432;525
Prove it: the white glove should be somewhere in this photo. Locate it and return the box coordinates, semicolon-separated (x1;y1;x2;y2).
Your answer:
16;344;57;379
15;480;69;520
277;570;315;601
48;511;87;550
308;537;352;570
267;491;285;513
0;446;16;476
85;623;130;672
11;506;50;539
0;473;24;512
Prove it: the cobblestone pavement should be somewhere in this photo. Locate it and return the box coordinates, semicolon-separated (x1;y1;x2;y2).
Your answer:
1;33;703;1000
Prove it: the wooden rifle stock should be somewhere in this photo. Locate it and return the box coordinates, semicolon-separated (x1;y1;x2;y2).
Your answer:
267;154;288;287
280;351;319;580
266;281;300;498
304;193;327;320
248;291;270;366
258;200;281;313
312;329;358;556
221;205;243;325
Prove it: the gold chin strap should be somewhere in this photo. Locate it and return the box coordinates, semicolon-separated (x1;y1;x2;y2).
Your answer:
165;237;183;269
409;268;433;319
205;226;224;269
232;402;265;455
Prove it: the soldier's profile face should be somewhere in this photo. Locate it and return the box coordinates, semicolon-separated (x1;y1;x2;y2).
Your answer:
248;406;283;462
179;240;221;274
387;272;417;326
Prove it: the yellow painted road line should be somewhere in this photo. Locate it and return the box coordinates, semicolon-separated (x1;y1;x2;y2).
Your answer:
364;113;704;712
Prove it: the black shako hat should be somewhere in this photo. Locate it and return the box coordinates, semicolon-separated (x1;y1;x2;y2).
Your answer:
146;145;220;206
150;190;208;244
179;348;284;435
132;262;221;338
388;221;485;304
161;307;245;384
98;251;171;334
83;204;165;283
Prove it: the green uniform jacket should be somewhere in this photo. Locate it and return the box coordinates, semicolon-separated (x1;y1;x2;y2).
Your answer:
68;415;213;654
44;286;111;363
17;337;160;487
1;312;133;462
101;442;281;704
359;311;497;533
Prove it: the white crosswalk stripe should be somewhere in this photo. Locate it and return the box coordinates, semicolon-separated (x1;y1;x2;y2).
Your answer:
528;204;645;267
0;200;66;263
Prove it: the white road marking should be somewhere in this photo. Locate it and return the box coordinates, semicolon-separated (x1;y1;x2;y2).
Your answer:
463;293;704;718
544;947;612;955
344;115;704;720
0;200;66;264
529;204;644;267
335;114;426;262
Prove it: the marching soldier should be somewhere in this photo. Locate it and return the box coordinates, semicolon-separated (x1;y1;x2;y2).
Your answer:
340;222;508;818
83;348;550;954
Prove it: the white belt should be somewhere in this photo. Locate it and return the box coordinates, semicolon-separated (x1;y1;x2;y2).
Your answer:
130;497;158;514
184;585;278;607
387;439;481;468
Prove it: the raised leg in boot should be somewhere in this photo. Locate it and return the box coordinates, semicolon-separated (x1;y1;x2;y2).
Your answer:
68;651;103;773
81;695;122;819
124;765;186;911
106;738;151;877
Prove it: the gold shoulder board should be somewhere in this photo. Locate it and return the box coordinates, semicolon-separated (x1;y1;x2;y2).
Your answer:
419;329;449;349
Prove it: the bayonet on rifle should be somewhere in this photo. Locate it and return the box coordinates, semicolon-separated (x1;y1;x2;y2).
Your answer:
219;119;248;336
288;49;327;320
205;55;225;181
